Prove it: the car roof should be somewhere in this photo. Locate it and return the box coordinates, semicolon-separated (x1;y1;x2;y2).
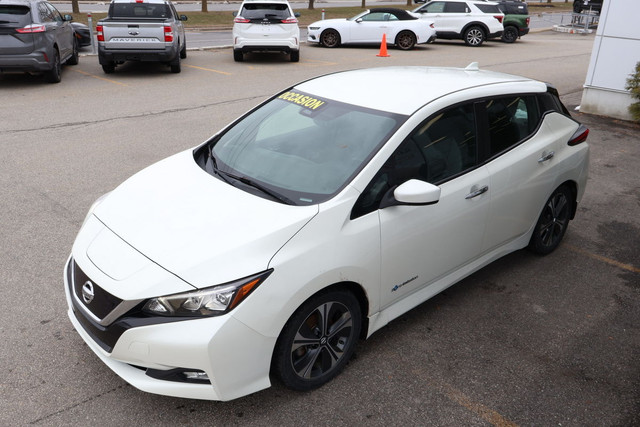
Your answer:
110;0;168;3
367;8;418;20
294;65;545;115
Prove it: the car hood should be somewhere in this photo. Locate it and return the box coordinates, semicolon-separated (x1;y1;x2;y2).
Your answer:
92;150;319;288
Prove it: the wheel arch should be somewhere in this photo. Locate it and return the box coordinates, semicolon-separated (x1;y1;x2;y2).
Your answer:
461;22;489;38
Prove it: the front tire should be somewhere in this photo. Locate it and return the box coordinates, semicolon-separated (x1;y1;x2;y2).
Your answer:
501;26;519;43
66;39;79;65
273;290;361;391
528;185;573;255
573;1;582;13
320;29;340;48
395;30;416;50
464;25;485;47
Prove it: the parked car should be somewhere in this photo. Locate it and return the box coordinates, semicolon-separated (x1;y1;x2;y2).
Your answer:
97;0;187;74
232;0;300;62
573;0;603;14
496;0;529;43
0;0;78;83
307;8;436;50
71;22;92;47
412;0;504;46
64;63;589;401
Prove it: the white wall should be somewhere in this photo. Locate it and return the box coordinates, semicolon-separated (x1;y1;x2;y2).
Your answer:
580;0;640;120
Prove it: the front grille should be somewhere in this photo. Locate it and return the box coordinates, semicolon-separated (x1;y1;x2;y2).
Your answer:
72;261;122;320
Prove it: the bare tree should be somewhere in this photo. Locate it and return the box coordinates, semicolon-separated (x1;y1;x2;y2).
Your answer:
308;0;315;10
202;0;208;13
361;0;366;8
72;0;79;13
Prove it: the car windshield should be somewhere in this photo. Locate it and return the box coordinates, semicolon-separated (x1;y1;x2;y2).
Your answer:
205;91;405;205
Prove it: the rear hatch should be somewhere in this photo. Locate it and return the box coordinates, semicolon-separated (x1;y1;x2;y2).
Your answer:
102;2;170;50
0;4;35;55
236;3;296;40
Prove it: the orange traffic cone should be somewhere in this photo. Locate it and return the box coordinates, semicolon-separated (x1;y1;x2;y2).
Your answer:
377;34;390;57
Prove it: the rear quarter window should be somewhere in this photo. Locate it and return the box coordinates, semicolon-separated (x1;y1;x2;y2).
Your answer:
486;95;540;156
475;3;501;13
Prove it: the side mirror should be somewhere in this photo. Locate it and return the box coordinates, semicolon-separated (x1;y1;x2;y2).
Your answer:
380;179;441;209
294;12;300;17
232;11;238;17
63;14;73;21
356;18;363;23
180;15;188;21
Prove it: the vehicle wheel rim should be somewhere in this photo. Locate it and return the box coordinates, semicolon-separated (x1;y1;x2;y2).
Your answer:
504;27;517;42
322;31;338;47
467;29;483;45
538;192;569;248
397;33;414;50
290;301;354;380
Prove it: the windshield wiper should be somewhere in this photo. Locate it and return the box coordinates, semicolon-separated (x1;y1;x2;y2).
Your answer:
207;147;293;205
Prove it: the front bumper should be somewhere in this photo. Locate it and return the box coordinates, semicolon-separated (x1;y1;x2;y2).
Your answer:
64;256;274;401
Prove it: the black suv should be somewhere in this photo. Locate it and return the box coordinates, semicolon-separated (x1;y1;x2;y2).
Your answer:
573;0;603;14
496;1;529;43
0;0;78;82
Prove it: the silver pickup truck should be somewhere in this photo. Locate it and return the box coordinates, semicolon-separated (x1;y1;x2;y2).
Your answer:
97;0;187;74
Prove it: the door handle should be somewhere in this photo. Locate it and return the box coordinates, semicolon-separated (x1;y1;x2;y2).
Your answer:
465;185;488;199
538;151;555;163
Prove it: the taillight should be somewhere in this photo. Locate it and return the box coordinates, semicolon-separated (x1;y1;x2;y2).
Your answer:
526;17;530;26
429;23;434;28
16;24;46;33
568;124;589;146
164;26;173;42
494;15;503;23
234;16;250;23
96;24;104;42
281;17;298;24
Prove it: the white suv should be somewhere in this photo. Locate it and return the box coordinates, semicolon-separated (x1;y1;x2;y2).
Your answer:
232;0;300;62
412;0;504;46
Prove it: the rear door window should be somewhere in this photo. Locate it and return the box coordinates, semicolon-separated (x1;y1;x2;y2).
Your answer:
486;95;540;156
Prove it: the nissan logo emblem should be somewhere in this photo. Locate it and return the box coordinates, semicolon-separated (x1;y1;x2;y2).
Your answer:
82;281;95;304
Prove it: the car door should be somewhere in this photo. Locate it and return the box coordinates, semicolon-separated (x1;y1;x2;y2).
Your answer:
351;11;390;43
479;95;561;252
44;2;72;58
415;1;469;35
352;103;491;309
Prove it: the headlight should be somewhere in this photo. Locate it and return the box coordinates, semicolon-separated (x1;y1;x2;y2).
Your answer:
142;270;273;317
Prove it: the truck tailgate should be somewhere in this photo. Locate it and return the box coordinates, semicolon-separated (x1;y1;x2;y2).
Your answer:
102;21;167;50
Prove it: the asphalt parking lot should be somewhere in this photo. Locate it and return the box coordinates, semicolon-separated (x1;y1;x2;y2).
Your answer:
1;31;639;425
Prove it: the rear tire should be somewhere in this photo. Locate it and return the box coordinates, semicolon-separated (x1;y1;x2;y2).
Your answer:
233;49;244;62
290;50;299;62
170;55;181;73
101;61;115;74
395;31;416;50
528;185;573;255
464;25;485;47
501;26;519;43
44;50;61;83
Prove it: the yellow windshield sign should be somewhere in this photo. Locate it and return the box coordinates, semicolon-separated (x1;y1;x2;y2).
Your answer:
278;91;326;110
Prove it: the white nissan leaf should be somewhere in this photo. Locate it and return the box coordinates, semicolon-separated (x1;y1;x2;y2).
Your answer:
64;64;589;401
